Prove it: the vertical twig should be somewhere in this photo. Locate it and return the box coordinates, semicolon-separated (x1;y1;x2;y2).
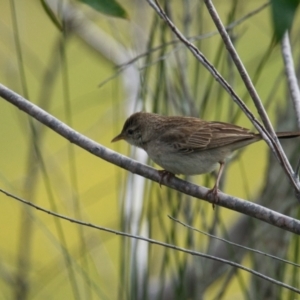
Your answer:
281;32;300;129
203;0;274;133
146;0;300;195
203;0;300;193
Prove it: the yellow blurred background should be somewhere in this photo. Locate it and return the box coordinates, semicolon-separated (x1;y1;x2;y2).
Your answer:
0;1;299;299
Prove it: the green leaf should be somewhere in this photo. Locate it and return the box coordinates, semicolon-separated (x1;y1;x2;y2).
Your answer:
78;0;129;19
271;0;300;42
40;0;63;31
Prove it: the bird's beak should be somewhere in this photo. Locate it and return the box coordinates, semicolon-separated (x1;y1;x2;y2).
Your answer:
111;133;125;143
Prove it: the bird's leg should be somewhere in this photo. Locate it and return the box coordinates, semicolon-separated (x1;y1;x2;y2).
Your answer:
206;161;225;207
158;170;175;187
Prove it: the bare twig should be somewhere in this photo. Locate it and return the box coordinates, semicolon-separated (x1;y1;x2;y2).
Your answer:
117;2;269;70
145;0;300;196
1;83;300;234
168;216;300;268
146;0;264;131
203;0;300;194
281;32;300;128
0;187;299;294
204;0;274;132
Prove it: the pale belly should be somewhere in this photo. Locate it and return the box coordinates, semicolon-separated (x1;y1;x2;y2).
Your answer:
146;145;231;175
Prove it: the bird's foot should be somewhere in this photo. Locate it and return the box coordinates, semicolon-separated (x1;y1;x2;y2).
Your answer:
158;170;175;187
205;186;220;209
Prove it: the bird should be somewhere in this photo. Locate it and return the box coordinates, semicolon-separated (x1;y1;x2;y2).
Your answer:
111;112;300;200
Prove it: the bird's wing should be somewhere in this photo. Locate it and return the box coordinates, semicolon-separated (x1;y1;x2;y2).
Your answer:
159;121;257;153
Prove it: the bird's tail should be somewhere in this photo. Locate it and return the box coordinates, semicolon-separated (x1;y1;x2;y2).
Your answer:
276;131;300;139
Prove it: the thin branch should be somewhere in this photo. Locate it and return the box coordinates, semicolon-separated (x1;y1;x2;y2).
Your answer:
204;0;274;132
281;32;300;129
117;1;270;70
145;0;263;135
168;216;300;268
1;83;300;234
203;0;300;194
0;187;299;294
146;0;300;196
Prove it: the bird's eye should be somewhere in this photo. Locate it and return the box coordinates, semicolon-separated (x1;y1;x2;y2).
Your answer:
127;129;134;135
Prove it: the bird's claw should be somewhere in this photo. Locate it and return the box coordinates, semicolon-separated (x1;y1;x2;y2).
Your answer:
206;186;220;209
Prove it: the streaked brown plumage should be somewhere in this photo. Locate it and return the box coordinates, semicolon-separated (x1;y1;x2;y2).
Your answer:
112;112;300;198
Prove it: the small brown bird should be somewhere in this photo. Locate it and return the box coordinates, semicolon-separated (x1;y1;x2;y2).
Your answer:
112;112;300;198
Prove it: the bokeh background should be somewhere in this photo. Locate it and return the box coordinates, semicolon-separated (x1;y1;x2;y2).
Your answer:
0;0;300;299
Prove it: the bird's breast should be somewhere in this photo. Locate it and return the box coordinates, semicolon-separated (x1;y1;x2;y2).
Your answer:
145;142;227;175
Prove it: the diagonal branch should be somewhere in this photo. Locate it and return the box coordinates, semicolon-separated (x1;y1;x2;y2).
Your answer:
146;0;300;196
1;83;300;234
203;0;300;197
204;0;274;132
0;187;299;294
281;32;300;128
